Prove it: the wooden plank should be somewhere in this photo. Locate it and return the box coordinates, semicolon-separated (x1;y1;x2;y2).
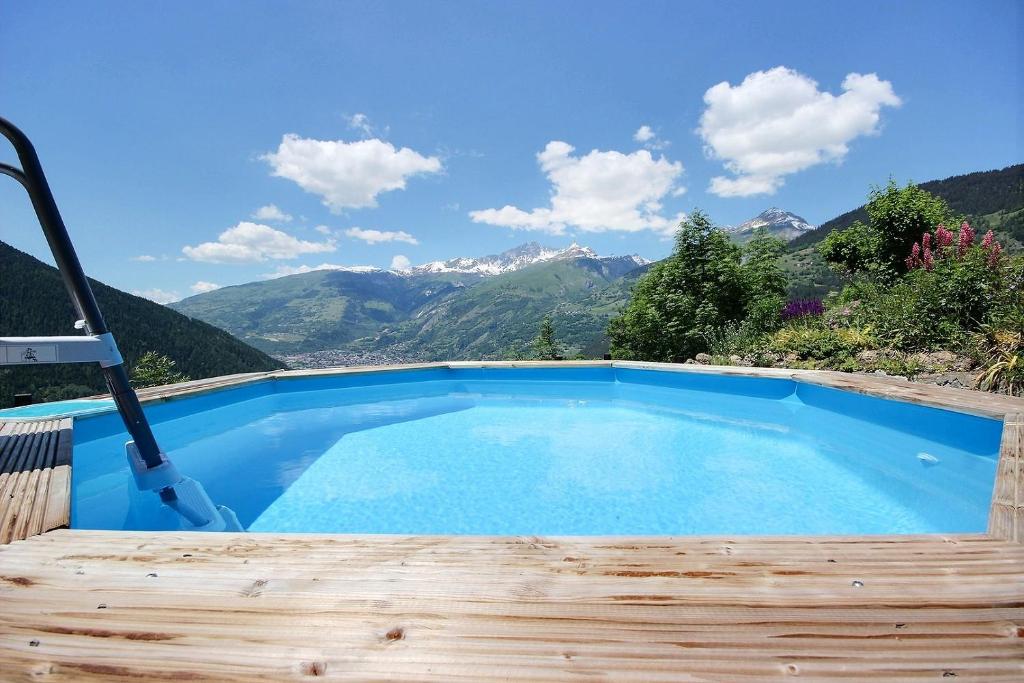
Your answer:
989;415;1022;542
0;419;73;544
0;531;1021;681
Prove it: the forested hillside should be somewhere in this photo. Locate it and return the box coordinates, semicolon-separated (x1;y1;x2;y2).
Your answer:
789;164;1023;251
0;240;285;407
783;164;1022;297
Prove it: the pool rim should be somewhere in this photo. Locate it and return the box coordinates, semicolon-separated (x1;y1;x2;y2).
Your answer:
3;360;1022;543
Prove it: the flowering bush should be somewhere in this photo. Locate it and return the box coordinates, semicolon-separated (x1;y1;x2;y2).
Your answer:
905;222;1002;271
781;298;825;321
859;222;1009;349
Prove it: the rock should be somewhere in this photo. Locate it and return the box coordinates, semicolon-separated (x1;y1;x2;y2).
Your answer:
952;356;977;372
856;350;881;365
784;352;800;365
694;353;712;365
910;350;959;371
915;371;977;390
728;355;743;366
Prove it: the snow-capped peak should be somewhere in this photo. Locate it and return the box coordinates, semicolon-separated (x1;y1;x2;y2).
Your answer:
401;242;648;276
553;242;599;260
726;207;815;242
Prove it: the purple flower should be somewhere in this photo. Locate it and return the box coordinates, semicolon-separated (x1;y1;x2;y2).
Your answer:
782;298;825;321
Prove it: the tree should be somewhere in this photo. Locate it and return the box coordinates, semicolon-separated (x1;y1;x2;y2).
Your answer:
741;229;788;336
608;211;748;361
130;352;190;389
532;316;560;360
820;179;960;277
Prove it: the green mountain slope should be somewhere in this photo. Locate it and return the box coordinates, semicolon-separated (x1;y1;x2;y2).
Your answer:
171;269;482;354
354;256;646;360
0;240;285;407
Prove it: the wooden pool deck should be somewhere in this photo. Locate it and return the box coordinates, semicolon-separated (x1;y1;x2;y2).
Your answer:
0;362;1022;680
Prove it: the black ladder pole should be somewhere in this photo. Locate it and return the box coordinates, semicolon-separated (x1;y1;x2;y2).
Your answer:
0;116;165;473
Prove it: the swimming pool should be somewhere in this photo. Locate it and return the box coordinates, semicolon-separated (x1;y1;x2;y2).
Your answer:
70;365;1004;536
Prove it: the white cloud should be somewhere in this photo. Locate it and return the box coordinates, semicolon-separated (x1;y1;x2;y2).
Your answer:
261;134;443;212
251;204;293;222
182;222;336;263
469;140;685;235
314;225;334;235
347;113;388;138
345;227;419;245
633;125;655;143
190;281;221;294
390;254;411;270
699;66;901;197
633;125;669;150
262;263;378;279
131;254;157;262
132;288;180;304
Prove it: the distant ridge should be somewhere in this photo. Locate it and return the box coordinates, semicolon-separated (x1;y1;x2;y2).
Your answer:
262;242;652;278
171;242;652;358
0;239;285;407
787;164;1024;251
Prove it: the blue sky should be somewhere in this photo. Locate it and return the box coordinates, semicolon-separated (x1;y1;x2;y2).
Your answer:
1;1;1020;303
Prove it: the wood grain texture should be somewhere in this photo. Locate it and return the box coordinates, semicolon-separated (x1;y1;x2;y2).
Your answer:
0;531;1022;681
0;419;72;544
990;415;1023;542
1;363;1017;679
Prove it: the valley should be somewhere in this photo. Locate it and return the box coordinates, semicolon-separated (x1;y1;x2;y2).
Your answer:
165;164;1021;369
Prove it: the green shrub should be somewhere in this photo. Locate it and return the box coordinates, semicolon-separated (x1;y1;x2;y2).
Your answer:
609;211;748;361
820;179;960;277
608;215;786;361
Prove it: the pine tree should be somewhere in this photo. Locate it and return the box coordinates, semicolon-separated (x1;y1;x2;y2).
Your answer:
533;316;559;360
130;352;190;389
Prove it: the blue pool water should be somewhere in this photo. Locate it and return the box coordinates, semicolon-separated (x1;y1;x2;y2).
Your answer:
70;367;1004;535
0;398;113;418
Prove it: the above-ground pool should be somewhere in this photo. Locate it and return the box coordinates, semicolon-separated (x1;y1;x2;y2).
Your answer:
71;366;1004;536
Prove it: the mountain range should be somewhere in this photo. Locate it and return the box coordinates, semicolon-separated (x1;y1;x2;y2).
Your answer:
171;164;1022;365
170;243;651;361
5;163;1017;402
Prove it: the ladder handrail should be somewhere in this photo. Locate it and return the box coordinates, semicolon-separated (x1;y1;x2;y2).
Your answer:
2;117;241;531
0;118;168;473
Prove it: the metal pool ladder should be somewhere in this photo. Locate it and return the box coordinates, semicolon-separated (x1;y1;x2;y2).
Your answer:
0;116;241;531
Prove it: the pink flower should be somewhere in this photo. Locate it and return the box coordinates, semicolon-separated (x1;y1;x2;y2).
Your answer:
957;222;975;257
981;230;994;250
923;246;934;271
922;232;932;250
935;224;954;249
987;242;1002;269
906;241;922;270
